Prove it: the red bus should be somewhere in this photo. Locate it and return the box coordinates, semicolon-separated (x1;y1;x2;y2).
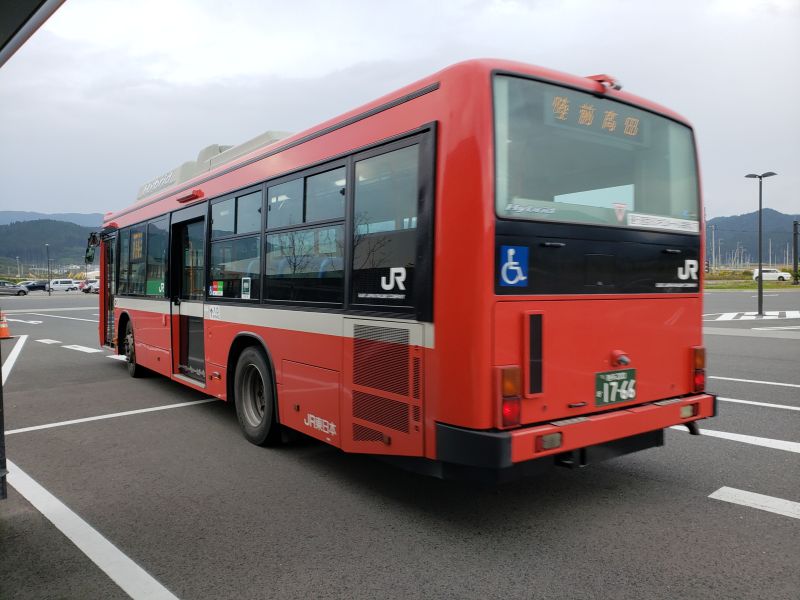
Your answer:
91;59;715;481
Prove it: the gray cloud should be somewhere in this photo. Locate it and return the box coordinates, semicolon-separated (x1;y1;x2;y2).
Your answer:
0;0;797;216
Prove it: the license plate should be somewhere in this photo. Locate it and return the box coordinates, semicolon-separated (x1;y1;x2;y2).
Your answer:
595;369;637;406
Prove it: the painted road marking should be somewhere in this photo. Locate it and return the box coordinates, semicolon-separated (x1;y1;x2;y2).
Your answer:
709;376;800;389
6;318;42;324
6;460;179;599
718;397;800;411
107;354;127;361
753;325;800;331
62;345;103;354
3;307;100;314
703;327;800;340
707;311;800;321
5;399;217;436
35;338;62;345
22;312;98;323
709;487;800;520
670;426;800;453
1;334;28;385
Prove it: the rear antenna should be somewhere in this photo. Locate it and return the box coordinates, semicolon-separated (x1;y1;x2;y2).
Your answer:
587;74;623;91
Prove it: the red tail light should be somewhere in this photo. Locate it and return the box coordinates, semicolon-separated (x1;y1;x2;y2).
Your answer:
498;366;522;427
692;347;706;392
502;397;521;428
694;370;706;392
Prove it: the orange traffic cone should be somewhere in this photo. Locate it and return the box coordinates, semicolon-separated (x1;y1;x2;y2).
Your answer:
0;311;13;339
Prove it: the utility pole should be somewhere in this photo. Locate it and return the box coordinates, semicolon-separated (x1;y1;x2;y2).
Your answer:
46;244;51;296
710;224;716;271
793;220;799;285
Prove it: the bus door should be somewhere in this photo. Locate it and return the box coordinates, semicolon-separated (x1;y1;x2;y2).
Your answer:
102;235;116;346
170;205;206;383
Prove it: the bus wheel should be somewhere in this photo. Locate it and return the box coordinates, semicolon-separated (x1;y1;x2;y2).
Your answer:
234;347;278;446
124;321;143;378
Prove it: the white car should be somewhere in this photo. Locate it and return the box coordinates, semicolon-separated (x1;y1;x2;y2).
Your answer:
48;278;79;291
752;268;791;281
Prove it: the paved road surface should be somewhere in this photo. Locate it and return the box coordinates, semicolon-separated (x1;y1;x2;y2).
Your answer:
1;290;799;599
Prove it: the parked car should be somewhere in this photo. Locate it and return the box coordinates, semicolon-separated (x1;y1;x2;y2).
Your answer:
0;280;28;295
88;280;101;294
752;268;791;281
18;279;48;292
48;278;79;292
81;279;99;293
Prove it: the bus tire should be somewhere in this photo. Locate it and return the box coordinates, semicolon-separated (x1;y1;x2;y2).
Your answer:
123;321;143;378
234;347;278;446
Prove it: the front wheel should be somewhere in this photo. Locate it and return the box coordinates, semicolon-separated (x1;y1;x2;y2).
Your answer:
234;347;279;446
17;290;26;296
123;321;143;378
778;276;786;281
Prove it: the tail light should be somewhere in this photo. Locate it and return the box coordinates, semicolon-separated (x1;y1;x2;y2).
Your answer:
692;346;705;392
499;366;521;428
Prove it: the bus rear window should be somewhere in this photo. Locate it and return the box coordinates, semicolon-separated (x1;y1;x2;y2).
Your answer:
494;75;699;233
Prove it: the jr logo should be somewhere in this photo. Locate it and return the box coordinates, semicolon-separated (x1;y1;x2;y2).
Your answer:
381;267;407;291
677;259;699;280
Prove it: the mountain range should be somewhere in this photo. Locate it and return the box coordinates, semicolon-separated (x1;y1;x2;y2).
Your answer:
0;211;103;227
0;209;797;272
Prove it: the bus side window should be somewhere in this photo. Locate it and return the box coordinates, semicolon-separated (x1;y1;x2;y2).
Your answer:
352;144;419;308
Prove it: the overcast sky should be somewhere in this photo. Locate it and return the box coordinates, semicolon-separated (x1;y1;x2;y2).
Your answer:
0;0;797;218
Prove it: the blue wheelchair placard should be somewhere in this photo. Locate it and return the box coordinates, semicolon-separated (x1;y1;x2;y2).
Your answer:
499;245;529;287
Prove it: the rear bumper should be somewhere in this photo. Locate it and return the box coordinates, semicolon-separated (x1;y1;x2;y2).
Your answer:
436;393;716;470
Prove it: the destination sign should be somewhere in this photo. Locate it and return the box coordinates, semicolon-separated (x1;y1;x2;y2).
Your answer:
546;91;646;144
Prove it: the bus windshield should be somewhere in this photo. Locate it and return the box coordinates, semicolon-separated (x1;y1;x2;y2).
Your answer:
494;75;699;233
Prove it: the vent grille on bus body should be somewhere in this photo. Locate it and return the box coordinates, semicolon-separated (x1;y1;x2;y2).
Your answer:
353;325;409;396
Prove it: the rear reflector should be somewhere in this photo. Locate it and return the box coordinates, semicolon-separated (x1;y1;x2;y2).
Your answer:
502;396;521;428
536;432;563;451
529;314;543;394
680;403;699;419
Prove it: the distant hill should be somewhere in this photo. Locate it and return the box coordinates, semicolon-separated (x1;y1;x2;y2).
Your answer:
0;219;95;267
707;208;799;266
0;211;102;227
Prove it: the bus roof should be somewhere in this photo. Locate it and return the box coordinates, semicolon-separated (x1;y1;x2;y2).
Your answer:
107;58;693;226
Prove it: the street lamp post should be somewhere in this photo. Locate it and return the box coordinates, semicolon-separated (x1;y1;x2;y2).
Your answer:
46;244;51;297
745;171;777;316
16;256;20;278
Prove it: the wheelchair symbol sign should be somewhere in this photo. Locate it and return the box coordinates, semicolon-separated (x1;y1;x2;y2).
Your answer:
500;245;529;287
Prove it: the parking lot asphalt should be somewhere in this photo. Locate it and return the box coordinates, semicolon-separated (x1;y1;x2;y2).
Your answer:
1;290;799;599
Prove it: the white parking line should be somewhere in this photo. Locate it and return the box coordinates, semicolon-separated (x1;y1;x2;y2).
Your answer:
6;460;179;599
5;399;217;436
709;486;800;520
22;312;98;323
107;354;127;361
35;338;62;345
709;376;800;389
3;307;99;314
670;426;800;453
62;345;103;354
1;334;28;385
718;397;800;411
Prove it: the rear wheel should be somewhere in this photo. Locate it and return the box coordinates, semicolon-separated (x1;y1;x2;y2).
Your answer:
123;321;143;378
234;347;279;446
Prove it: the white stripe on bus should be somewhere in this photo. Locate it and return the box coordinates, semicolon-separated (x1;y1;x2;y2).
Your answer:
113;298;436;348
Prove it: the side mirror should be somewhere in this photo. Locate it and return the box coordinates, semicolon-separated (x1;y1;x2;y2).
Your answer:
85;247;96;263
